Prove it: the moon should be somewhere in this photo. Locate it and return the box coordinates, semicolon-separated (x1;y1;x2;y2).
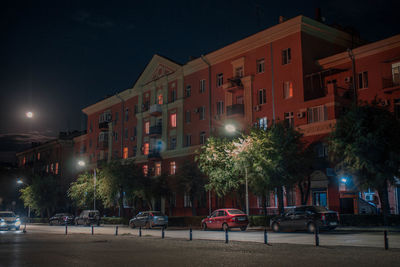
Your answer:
26;111;33;118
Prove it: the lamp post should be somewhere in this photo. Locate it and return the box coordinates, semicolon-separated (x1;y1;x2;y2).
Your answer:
225;124;249;216
16;179;30;218
77;160;96;210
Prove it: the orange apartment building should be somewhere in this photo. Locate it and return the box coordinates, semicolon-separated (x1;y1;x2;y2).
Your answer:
81;15;400;216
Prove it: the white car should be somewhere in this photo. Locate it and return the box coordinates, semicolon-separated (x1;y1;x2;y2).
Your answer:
0;211;21;230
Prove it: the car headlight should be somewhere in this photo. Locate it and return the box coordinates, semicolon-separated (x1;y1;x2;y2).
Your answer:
16;218;20;221
0;219;5;226
15;220;21;226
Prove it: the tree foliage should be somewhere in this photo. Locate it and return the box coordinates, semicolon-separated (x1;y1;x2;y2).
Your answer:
68;171;103;209
19;175;59;217
329;103;400;223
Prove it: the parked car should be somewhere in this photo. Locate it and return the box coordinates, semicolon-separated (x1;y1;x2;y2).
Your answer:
74;210;100;226
201;209;248;231
129;211;168;229
49;213;74;225
0;211;21;230
270;206;339;233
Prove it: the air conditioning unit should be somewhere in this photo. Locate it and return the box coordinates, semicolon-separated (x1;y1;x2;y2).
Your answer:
344;76;352;83
297;112;305;119
254;105;261;111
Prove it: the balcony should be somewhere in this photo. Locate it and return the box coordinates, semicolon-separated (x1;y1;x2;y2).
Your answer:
149;104;162;116
98;121;110;129
148;150;161;160
382;76;400;94
223;77;243;92
142;102;150;112
149;125;162;136
226;104;244;116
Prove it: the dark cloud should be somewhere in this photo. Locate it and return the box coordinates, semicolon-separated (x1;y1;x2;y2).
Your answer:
0;132;54;152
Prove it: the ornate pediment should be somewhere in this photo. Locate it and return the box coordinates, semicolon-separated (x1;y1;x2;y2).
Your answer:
150;64;175;81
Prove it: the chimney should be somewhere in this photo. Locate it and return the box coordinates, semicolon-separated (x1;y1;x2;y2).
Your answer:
278;16;285;24
315;8;322;22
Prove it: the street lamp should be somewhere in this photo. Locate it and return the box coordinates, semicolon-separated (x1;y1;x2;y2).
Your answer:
16;179;30;218
77;160;96;210
225;123;249;216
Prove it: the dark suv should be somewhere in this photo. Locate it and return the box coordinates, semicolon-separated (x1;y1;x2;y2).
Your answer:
270;206;339;233
75;210;100;226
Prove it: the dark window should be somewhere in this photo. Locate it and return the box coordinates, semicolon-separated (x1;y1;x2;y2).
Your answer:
170;137;177;150
186;85;191;97
217;73;223;87
171;90;177;102
258;89;266;104
186;110;191;123
200;131;206;145
257;58;265;73
282;48;291;65
358;71;368;89
216;101;224;115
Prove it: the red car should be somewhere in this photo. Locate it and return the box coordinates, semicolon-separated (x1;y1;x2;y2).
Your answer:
201;209;248;231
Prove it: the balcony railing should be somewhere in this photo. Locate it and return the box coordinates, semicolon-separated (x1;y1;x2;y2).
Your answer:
98;121;110;129
148;150;161;159
149;125;162;135
226;104;244;116
382;76;400;91
223;77;243;92
149;104;162;116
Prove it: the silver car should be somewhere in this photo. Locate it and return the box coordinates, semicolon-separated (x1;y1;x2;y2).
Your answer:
0;211;21;230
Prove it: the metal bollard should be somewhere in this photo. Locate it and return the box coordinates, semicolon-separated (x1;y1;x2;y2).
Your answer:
115;226;118;236
225;228;229;243
384;230;389;250
23;222;27;233
264;229;268;244
65;224;68;235
139;227;142;237
189;227;192;241
91;225;94;235
314;225;319;247
162;226;165;239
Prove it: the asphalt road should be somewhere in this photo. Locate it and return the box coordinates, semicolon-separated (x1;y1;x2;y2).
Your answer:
12;224;400;249
1;228;400;267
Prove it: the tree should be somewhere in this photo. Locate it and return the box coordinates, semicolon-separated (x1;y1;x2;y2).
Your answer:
68;171;103;210
329;103;400;225
100;160;143;217
174;160;207;215
19;175;59;217
197;137;243;197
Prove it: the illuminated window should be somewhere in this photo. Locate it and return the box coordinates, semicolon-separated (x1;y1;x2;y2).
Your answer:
123;147;128;159
37;153;40;160
283;81;293;99
170;161;176;175
23;157;26;165
46;165;49;173
55;162;59;174
155;162;161;176
143;143;149;155
145;121;150;134
50;163;54;173
143;164;148;176
170;113;177;128
158;94;163;105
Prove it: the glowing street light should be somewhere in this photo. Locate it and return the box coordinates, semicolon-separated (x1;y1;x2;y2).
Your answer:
78;160;86;167
341;177;348;183
17;179;24;185
26;111;33;118
225;124;236;133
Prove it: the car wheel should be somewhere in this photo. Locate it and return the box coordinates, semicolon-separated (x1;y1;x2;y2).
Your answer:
307;222;316;233
130;222;136;229
240;226;247;231
202;223;207;231
49;221;53;226
85;219;90;226
272;222;280;232
222;223;229;232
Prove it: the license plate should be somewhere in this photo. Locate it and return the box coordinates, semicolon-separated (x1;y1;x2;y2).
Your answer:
329;222;337;226
237;217;245;221
158;218;164;221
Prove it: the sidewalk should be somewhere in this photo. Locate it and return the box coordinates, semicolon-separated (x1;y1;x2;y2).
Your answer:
246;225;400;232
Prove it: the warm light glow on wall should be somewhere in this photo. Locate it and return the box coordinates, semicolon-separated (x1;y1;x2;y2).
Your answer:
123;147;128;159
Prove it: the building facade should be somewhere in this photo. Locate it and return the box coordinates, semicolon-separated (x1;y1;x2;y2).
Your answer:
82;15;400;216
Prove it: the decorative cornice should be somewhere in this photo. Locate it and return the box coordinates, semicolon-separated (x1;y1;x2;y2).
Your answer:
318;34;400;69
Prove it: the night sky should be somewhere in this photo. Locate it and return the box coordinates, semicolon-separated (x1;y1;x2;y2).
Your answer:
0;0;399;163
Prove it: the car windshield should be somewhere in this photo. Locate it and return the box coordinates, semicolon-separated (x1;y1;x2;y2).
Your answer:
151;212;164;216
0;212;15;217
227;209;245;215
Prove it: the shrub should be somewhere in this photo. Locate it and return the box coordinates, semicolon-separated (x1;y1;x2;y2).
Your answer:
168;216;204;227
249;215;275;227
